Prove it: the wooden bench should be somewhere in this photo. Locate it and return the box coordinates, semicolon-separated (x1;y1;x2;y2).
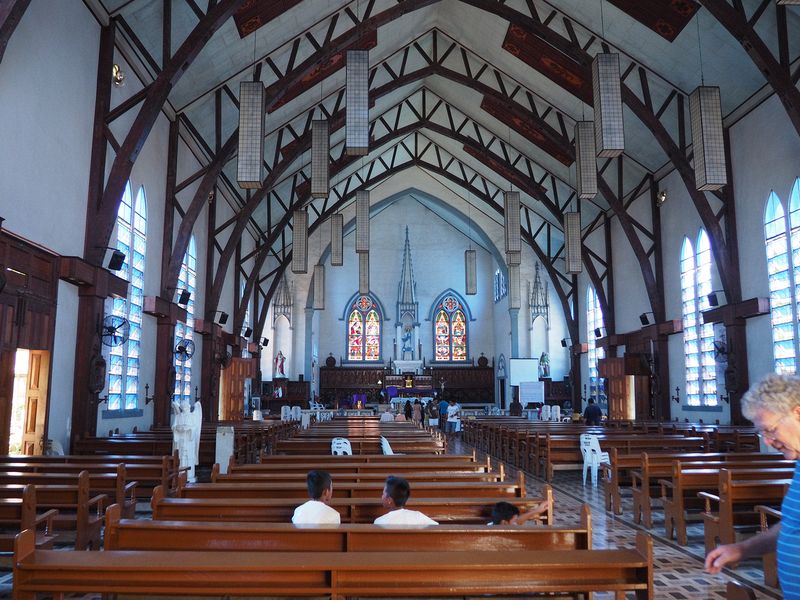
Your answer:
242;459;492;477
0;453;178;499
275;438;445;455
215;468;503;484
106;502;589;552
660;464;794;545
0;465;137;518
630;453;792;527
0;471;106;550
755;504;781;588
152;484;554;525
178;473;527;500
699;469;789;552
0;486;56;553
13;528;654;599
257;451;478;464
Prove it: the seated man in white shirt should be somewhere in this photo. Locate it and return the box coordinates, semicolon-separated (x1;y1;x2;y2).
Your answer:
379;407;395;422
374;475;438;525
292;470;341;524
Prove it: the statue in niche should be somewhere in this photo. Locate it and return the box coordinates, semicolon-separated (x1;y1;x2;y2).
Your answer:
538;352;550;379
401;328;413;356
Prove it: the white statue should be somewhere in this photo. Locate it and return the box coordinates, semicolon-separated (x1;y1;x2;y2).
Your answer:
172;398;202;482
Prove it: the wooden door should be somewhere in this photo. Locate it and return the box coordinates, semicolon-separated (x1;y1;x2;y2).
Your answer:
220;358;256;421
607;376;629;421
22;350;48;455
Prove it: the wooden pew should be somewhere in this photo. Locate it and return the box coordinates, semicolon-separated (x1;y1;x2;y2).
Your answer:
13;528;654;599
699;469;789;552
106;502;589;552
214;468;503;484
0;465;137;518
178;474;527;500
659;464;794;545
0;486;56;553
0;472;105;550
152;484;554;525
0;453;178;499
630;453;792;527
257;452;478;464
755;505;781;588
241;459;492;477
275;437;444;455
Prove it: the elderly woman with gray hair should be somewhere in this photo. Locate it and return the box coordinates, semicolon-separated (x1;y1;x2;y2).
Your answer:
704;373;800;596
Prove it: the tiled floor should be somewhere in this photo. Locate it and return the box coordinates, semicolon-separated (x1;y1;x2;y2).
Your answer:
449;435;782;600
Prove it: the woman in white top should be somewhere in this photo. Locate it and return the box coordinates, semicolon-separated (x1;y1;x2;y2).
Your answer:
292;470;341;524
374;475;438;525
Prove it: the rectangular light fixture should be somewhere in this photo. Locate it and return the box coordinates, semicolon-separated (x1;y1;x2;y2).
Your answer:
575;121;597;199
346;50;369;156
465;249;477;295
592;53;624;158
291;209;308;274
689;86;727;191
313;264;325;310
508;264;520;309
237;81;265;189
330;213;343;266
504;191;521;265
311;119;330;199
564;212;582;274
359;252;369;295
355;190;369;253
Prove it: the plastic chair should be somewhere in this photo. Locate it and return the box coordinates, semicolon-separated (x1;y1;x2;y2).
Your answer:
331;437;352;455
579;433;610;486
550;405;561;422
280;405;291;421
291;406;301;421
541;405;552;421
380;436;394;455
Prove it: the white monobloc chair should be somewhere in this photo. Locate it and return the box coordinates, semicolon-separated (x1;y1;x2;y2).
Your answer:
541;404;552;421
380;436;395;455
291;406;302;421
550;405;561;422
280;405;291;421
579;433;610;486
331;437;353;455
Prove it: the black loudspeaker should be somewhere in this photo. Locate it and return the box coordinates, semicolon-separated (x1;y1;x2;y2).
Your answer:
298;374;304;382
177;289;191;305
107;250;126;271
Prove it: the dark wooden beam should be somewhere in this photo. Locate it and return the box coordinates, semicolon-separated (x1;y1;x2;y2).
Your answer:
0;0;31;65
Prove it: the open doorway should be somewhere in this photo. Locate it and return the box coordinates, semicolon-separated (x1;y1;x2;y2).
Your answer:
9;349;49;455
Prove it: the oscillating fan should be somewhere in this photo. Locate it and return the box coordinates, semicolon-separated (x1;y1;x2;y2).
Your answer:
174;339;196;361
100;314;130;347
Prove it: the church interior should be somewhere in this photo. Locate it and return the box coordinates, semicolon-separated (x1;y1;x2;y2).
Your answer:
1;0;800;597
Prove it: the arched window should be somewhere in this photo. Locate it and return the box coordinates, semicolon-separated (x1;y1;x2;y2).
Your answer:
174;236;196;403
432;294;468;362
346;295;382;361
764;187;799;373
108;183;146;411
586;286;605;405
681;231;718;406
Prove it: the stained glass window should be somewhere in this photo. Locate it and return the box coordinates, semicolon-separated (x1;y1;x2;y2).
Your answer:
174;236;197;403
346;295;381;361
586;287;605;406
108;182;146;411
764;187;799;374
433;295;468;362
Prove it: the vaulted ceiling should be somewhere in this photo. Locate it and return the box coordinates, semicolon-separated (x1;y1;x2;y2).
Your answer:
86;0;800;331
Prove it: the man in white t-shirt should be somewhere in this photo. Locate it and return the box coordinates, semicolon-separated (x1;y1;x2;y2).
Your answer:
379;408;395;422
374;475;438;525
292;470;341;524
446;399;461;434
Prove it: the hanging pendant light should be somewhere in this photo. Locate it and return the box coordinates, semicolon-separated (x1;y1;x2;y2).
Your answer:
346;50;369;156
291;209;308;274
330;213;343;266
311;119;330;198
237;81;265;188
592;53;624;158
575;121;598;199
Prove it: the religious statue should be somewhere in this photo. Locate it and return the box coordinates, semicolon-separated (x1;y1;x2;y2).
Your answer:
274;350;286;377
401;329;412;353
171;398;202;482
538;352;550;379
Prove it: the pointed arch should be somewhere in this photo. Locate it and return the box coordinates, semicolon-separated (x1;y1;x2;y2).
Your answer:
174;236;197;402
764;189;797;374
108;182;146;412
342;292;385;362
428;290;472;363
586;286;605;405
